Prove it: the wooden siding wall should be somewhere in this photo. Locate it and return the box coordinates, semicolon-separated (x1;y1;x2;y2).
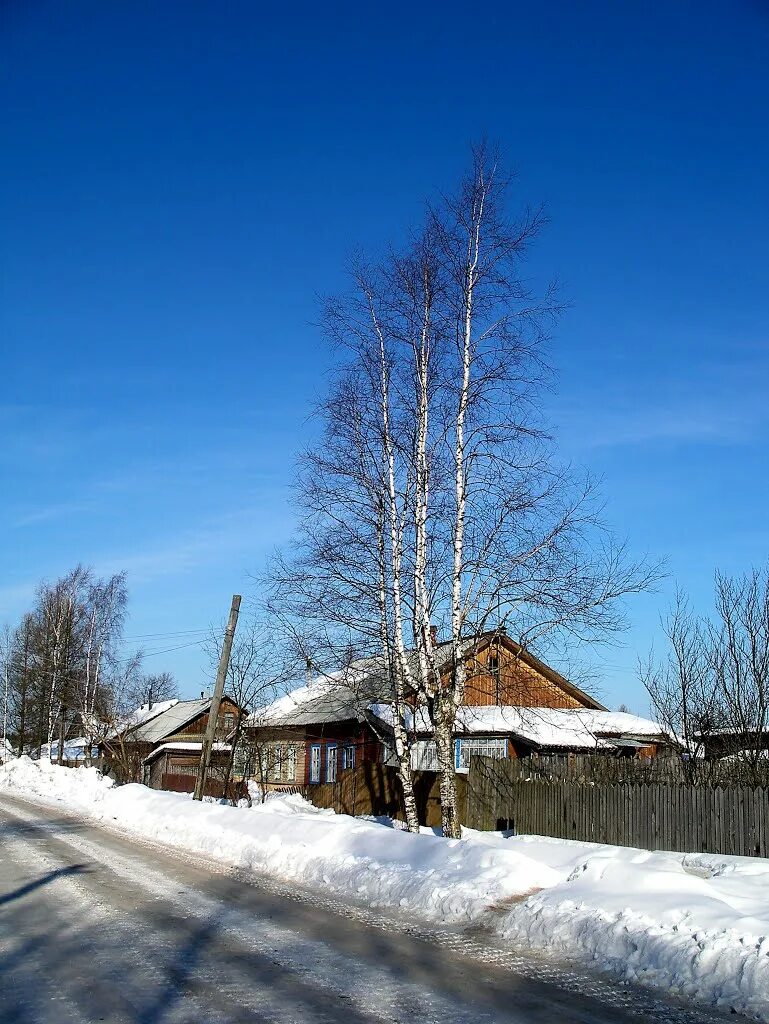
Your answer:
303;764;466;828
461;644;582;708
174;698;241;740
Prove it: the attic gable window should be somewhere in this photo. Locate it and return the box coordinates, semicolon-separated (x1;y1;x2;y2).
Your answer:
488;653;501;703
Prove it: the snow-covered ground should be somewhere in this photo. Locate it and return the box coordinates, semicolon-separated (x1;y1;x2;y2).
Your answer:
2;756;768;1020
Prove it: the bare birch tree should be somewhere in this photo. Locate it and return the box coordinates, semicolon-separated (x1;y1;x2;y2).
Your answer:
277;146;657;837
80;572;129;761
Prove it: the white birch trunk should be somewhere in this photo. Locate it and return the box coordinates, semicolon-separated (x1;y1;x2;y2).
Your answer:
440;180;486;838
371;299;420;832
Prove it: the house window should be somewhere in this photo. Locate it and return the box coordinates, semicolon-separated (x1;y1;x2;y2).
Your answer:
285;745;297;782
326;743;338;784
222;712;236;734
309;743;321;784
411;740;440;772
232;737;251;776
271;746;283;781
342;743;356;771
455;737;508;773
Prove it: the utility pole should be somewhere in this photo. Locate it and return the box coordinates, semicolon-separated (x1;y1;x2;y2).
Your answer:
193;594;241;801
2;657;9;759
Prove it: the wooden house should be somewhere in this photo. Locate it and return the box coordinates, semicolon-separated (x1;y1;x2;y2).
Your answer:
100;695;244;790
247;631;673;790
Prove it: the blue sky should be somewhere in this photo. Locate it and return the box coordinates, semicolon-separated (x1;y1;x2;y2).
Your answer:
2;1;768;710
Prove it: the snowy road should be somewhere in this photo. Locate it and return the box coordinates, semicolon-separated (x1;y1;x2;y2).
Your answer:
0;794;731;1024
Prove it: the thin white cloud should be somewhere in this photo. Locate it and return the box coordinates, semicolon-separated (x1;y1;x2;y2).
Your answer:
95;505;290;585
568;404;764;449
13;500;95;528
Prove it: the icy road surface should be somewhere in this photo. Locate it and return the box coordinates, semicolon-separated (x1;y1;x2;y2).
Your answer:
0;793;732;1024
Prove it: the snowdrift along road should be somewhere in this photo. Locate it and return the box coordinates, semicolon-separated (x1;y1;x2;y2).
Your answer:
1;755;768;1020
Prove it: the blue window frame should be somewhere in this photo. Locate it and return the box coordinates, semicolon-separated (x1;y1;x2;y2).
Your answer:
326;743;338;783
309;743;322;783
342;743;356;771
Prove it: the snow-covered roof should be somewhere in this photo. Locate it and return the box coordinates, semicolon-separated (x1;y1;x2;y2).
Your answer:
372;704;669;750
39;737;91;759
142;740;232;763
129;698;180;726
250;659;392;728
251;633;605;732
128;698;212;742
718;748;769;762
104;699;180;740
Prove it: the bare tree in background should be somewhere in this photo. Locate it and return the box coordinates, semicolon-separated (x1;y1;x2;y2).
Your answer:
80;572;129;762
710;567;769;784
124;671;179;711
1;565;177;772
204;614;291;802
4;614;35;755
91;651;146;783
642;567;769;786
640;591;723;777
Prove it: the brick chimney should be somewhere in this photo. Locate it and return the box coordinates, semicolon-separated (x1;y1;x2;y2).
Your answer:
429;625;438;646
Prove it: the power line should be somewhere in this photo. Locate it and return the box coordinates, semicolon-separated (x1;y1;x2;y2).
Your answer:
130;639;208;660
119;628;209;642
4;638;208;685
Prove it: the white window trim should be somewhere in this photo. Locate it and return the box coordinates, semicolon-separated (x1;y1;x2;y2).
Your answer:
456;736;508;773
411;736;508;774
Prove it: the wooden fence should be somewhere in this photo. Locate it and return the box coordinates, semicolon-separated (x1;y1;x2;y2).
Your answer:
300;756;769;857
464;756;769;857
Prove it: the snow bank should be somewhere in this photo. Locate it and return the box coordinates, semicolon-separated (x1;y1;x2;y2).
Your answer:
2;757;768;1019
494;834;769;1019
0;754;115;808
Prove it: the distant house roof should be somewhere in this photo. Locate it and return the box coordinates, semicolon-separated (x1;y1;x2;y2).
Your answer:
39;736;91;760
127;698;213;743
